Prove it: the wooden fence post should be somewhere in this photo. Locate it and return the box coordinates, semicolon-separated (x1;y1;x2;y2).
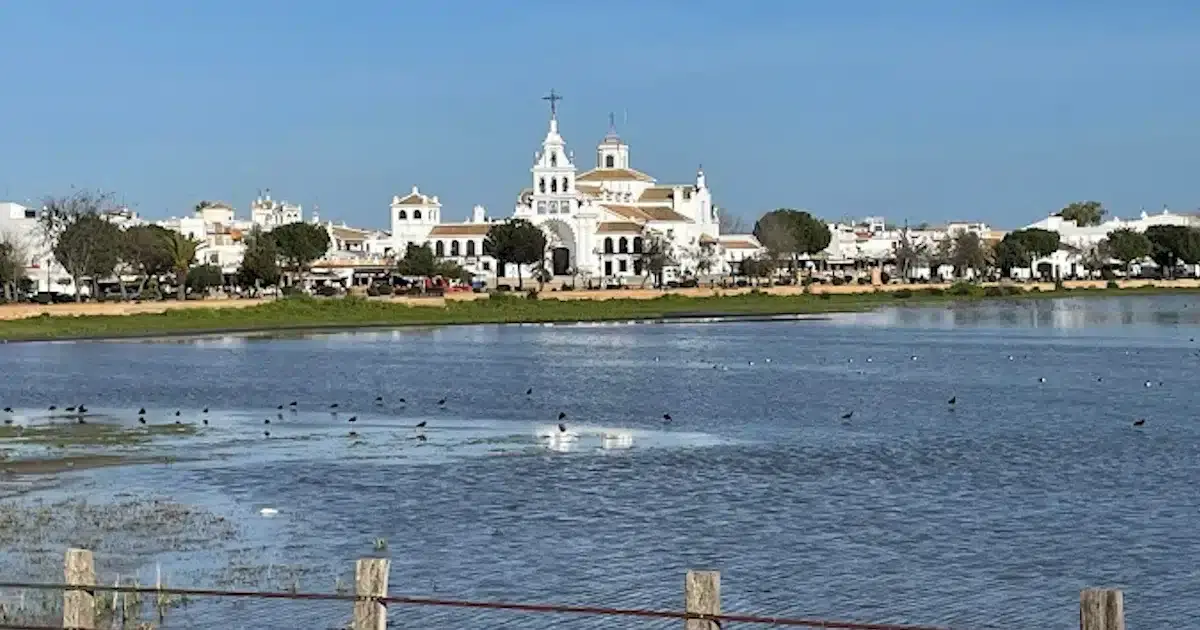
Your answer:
63;548;95;630
1080;588;1125;630
353;558;389;630
684;569;720;630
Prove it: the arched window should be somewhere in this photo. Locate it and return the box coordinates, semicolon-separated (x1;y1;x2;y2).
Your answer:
466;240;476;257
413;210;422;220
550;152;557;167
435;241;444;257
550;178;558;193
618;237;629;254
539;178;546;193
633;237;644;254
604;237;614;254
561;177;569;192
605;155;615;168
450;240;460;256
397;210;407;220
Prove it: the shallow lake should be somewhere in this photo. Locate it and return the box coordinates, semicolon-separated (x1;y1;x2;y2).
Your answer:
2;294;1199;629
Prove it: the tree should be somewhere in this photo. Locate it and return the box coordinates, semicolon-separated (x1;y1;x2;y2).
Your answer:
752;209;831;276
271;222;331;284
1001;228;1060;279
0;233;27;301
1144;225;1200;278
186;264;223;293
950;231;989;279
159;230;200;300
122;225;174;296
992;238;1029;278
51;214;121;302
718;210;747;234
638;233;675;288
928;237;954;278
395;243;438;277
237;227;281;291
485;219;546;289
893;230;928;280
1080;240;1112;276
1103;228;1151;277
1058;201;1106;227
435;259;472;284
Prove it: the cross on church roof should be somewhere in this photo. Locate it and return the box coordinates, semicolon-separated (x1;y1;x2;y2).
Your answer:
543;89;563;118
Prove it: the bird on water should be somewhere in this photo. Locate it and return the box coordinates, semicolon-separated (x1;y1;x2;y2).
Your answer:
2;407;11;413
437;398;446;406
415;421;427;428
558;423;567;433
947;396;956;405
138;408;146;415
348;416;357;423
558;411;567;420
662;413;672;421
1133;419;1146;427
841;411;854;420
526;387;533;396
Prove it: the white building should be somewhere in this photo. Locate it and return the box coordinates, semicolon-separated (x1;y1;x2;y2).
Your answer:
250;190;302;231
1023;208;1200;278
388;96;755;284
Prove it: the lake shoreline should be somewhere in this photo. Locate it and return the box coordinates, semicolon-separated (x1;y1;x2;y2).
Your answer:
3;283;1200;343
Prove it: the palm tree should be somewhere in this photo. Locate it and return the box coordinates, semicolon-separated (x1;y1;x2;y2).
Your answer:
159;231;201;301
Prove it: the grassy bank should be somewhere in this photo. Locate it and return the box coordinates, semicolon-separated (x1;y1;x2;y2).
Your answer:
0;284;1197;342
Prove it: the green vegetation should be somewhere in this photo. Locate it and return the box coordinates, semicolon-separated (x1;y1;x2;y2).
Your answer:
3;285;1200;342
0;422;196;448
1057;200;1107;226
485;219;546;289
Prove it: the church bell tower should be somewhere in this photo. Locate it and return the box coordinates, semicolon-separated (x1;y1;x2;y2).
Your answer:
530;89;577;216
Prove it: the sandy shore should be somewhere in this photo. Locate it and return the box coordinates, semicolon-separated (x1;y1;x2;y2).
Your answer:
2;279;1198;321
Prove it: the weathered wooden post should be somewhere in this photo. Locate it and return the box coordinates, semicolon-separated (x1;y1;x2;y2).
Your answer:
684;569;720;630
1080;588;1125;630
63;547;96;630
353;558;389;630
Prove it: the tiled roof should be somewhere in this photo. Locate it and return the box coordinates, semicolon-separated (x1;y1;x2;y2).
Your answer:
576;167;655;183
596;222;644;234
394;192;437;206
721;240;761;250
428;224;491;237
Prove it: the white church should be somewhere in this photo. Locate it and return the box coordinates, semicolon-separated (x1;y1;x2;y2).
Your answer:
385;93;760;284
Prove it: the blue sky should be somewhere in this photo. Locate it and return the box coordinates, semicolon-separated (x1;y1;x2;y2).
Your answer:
1;0;1197;229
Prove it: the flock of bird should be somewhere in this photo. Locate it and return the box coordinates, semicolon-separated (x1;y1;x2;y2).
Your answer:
0;386;677;442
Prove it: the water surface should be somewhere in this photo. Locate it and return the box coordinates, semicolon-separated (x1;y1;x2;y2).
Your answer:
2;294;1198;629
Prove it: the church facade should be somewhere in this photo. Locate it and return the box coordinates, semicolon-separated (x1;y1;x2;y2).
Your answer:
384;95;758;284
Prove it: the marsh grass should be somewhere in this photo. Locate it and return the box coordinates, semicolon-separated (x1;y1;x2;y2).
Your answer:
0;422;197;448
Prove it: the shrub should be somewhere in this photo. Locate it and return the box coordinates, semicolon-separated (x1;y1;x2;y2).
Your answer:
983;286;1004;297
831;277;845;286
947;282;977;296
525;289;539;300
1029;286;1041;293
1002;285;1025;296
856;277;871;285
893;288;913;299
366;286;380;297
1106;280;1120;290
880;271;891;284
280;286;303;297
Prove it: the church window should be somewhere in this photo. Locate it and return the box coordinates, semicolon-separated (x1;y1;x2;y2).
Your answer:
413;210;422;220
397;210;407;220
483;261;491;271
634;259;643;275
683;188;692;200
466;240;476;257
550;178;558;193
605;155;615;168
618;237;629;254
619;259;627;273
550;152;558;167
450;240;460;256
561;177;569;192
633;237;644;254
435;241;444;257
539;178;546;193
537;201;547;214
604;260;613;276
603;237;614;254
